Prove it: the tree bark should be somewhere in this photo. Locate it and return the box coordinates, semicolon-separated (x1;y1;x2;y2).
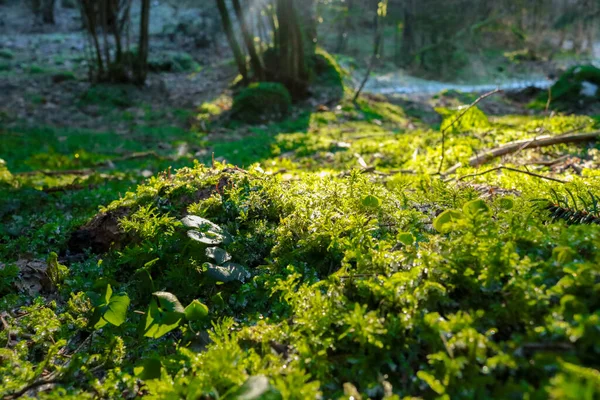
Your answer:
136;0;150;85
42;0;56;24
215;0;249;84
231;0;265;80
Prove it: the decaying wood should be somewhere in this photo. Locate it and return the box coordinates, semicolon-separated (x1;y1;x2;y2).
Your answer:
444;131;600;175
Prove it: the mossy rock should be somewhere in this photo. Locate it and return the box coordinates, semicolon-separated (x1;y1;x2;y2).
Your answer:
148;52;200;73
0;49;14;60
231;82;292;124
534;65;600;110
311;48;345;101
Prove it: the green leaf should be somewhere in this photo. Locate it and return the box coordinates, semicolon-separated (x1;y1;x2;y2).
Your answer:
102;294;130;326
184;299;209;322
89;284;130;329
205;247;232;264
188;230;224;246
104;283;113;304
204;262;251;283
433;209;464;233
180;216;223;233
234;375;282;400
361;195;381;209
153;291;185;313
553;246;577;264
498;196;515;210
397;232;415;246
144;292;185;339
134;358;162;380
417;370;446;395
462;199;491;216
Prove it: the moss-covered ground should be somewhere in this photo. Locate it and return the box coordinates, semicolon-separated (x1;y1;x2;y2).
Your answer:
1;85;600;399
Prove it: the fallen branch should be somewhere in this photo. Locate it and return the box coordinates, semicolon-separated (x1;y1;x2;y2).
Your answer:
2;379;63;400
437;89;503;174
455;165;567;184
444;131;600;175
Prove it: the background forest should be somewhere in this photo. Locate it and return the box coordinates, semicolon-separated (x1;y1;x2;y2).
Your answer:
1;0;600;399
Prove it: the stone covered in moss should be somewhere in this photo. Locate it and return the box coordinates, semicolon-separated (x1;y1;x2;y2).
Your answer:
311;48;345;100
231;82;292;123
536;65;600;110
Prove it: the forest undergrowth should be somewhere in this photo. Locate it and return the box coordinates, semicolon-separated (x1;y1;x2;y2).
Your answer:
1;84;600;399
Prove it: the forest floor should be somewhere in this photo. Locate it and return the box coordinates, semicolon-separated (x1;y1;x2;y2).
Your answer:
2;2;600;399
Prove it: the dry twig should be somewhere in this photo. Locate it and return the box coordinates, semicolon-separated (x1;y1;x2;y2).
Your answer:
455;165;567;184
437;89;503;173
444;131;600;175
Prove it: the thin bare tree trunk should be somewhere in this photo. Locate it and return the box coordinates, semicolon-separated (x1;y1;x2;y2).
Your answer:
136;0;150;85
353;0;384;102
232;0;265;80
215;0;249;84
42;0;56;24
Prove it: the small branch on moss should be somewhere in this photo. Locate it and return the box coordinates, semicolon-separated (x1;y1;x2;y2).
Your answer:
444;131;600;175
437;89;502;174
522;155;570;167
454;165;567;184
2;379;63;400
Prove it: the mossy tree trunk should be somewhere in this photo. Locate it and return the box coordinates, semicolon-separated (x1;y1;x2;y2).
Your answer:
270;0;316;97
216;0;316;98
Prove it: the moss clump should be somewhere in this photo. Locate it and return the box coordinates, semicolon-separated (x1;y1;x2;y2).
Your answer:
79;85;134;108
534;65;600;110
0;159;13;187
0;49;14;60
148;51;201;73
311;48;345;100
231;82;292;123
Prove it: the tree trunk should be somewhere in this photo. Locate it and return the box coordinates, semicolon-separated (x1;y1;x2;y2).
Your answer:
353;0;384;102
42;0;56;24
215;0;249;84
401;0;416;66
231;0;265;80
136;0;150;85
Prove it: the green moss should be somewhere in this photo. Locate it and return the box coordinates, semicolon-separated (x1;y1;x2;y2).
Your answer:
0;49;14;60
231;82;292;124
534;65;600;110
312;48;346;100
148;51;201;73
28;64;47;74
2;92;600;399
79;85;134;108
